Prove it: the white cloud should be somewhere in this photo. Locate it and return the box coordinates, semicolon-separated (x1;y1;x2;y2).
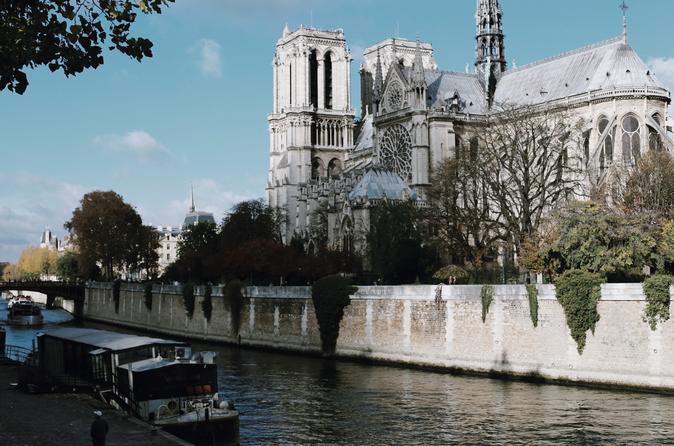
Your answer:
193;39;223;78
140;179;252;227
0;173;88;262
649;57;674;93
94;130;168;159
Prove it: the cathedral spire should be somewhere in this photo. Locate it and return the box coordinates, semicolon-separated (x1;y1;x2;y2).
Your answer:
189;183;195;213
373;50;384;108
411;38;426;86
475;0;506;75
620;1;629;43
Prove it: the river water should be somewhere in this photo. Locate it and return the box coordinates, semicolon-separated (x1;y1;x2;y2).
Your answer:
3;296;674;445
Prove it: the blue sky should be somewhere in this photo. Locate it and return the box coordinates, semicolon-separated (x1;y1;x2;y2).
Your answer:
2;0;673;262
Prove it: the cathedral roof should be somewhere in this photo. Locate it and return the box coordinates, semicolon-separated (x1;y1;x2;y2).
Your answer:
348;167;417;202
353;114;374;152
425;71;487;114
494;36;667;106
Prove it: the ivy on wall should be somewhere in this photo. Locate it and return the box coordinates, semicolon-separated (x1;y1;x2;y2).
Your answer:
143;282;153;311
480;285;493;323
182;282;195;318
112;280;121;314
643;274;672;330
526;284;539;327
555;270;603;354
201;284;213;322
312;275;357;356
223;280;245;335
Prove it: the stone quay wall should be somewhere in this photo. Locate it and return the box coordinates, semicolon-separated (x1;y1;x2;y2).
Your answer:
83;283;674;391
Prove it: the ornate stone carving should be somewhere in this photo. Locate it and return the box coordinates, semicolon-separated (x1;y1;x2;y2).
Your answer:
379;124;412;180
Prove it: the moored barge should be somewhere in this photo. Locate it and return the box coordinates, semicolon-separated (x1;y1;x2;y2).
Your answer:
35;327;239;445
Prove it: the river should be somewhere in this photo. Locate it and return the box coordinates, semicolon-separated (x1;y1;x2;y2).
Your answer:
2;296;674;445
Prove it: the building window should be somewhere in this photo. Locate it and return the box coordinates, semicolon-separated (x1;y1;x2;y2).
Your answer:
324;52;333;109
167;254;171;261
598;117;614;168
621;115;640;164
309;50;318;108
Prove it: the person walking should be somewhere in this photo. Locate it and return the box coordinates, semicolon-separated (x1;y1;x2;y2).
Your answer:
90;410;109;446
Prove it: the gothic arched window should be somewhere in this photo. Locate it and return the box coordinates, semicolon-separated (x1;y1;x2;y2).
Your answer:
598;116;614;166
309;50;318;108
621;115;640;164
379;124;412;180
583;130;591;166
312;158;325;179
649;114;663;152
324;52;333;109
328;158;342;178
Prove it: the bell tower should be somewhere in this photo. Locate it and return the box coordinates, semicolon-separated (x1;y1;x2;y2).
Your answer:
475;0;506;103
267;26;355;242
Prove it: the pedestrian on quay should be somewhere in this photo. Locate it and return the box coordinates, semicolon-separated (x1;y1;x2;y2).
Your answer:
90;410;109;446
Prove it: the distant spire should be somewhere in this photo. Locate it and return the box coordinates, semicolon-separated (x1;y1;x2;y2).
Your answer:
283;23;290;37
619;1;629;43
189;183;195;213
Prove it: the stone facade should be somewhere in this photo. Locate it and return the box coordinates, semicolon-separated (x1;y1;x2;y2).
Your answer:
267;0;673;252
84;282;674;391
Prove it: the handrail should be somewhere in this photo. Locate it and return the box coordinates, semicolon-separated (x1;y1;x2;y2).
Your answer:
0;344;35;364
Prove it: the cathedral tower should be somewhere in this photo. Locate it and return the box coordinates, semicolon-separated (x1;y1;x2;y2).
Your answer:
267;26;355;242
475;0;506;103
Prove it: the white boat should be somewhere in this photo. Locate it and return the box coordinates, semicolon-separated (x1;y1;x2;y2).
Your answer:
7;296;43;327
35;327;240;445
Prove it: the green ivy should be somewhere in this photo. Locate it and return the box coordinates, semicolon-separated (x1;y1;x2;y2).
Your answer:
143;282;153;311
312;275;357;356
201;284;213;322
480;285;494;323
182;282;195;318
643;274;672;330
223;280;245;335
112;280;121;313
526;284;539;327
555;269;604;354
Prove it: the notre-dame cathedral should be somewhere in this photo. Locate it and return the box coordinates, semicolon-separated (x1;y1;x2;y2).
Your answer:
266;0;672;254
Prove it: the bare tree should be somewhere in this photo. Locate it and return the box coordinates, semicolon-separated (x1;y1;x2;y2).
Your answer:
475;104;585;255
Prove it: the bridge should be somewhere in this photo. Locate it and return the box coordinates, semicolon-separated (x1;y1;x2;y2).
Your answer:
0;281;85;315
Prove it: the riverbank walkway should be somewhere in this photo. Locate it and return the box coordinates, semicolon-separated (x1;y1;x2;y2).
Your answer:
0;365;189;446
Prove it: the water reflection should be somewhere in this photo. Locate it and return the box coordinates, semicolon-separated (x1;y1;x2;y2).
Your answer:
3;302;674;445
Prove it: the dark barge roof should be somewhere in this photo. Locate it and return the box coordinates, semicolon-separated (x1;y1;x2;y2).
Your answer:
39;327;186;352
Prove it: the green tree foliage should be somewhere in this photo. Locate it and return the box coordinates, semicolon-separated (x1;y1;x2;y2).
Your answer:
223;280;245;335
169;222;220;282
643;274;672;331
311;275;357;356
1;0;174;94
526;202;660;281
66;191;159;280
480;285;494;322
220;199;282;248
56;251;80;281
555;270;604;354
368;201;439;284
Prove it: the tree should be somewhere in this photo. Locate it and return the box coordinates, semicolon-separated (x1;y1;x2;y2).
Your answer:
616;150;674;218
65;190;156;279
476;105;585;256
170;221;220;283
220;199;282;249
56;251;79;281
427;150;500;267
1;0;174;94
16;246;58;279
367;200;438;284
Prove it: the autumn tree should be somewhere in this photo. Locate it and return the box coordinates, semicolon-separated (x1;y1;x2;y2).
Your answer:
1;0;174;94
16;246;59;279
65;190;159;279
615;150;674;218
476;105;585;256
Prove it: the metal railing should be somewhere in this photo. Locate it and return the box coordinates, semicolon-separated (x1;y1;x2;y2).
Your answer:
0;344;34;365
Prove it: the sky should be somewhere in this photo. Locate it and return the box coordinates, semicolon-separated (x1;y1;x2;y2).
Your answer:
1;0;674;262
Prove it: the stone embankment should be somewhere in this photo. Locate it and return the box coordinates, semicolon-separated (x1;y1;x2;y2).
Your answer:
83;282;674;392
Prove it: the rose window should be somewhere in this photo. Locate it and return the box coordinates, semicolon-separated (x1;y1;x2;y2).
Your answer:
386;81;403;111
379;124;412;180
